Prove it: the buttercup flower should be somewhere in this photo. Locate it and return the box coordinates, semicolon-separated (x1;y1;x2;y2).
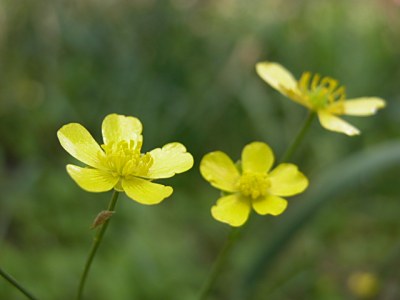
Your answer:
200;142;308;227
347;272;379;299
256;61;386;136
57;114;193;205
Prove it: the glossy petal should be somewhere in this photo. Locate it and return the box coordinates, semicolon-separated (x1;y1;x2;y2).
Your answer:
256;62;298;96
252;194;288;216
146;143;194;179
242;142;274;173
268;163;308;196
66;164;118;192
318;111;360;136
102;114;143;144
200;151;240;192
122;177;173;205
211;194;251;227
57;123;104;168
342;98;386;116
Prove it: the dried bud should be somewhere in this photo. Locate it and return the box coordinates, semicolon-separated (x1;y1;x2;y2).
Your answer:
91;210;115;229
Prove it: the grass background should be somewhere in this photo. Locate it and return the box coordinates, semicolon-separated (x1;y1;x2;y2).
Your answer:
1;0;400;299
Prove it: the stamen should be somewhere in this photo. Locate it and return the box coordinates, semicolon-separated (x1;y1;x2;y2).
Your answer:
237;172;270;200
98;140;153;177
298;72;346;110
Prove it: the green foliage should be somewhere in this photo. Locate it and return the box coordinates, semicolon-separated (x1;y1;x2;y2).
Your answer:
1;0;399;299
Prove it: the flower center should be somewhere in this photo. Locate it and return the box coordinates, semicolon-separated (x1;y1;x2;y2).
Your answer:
237;172;270;200
298;72;346;110
99;140;153;177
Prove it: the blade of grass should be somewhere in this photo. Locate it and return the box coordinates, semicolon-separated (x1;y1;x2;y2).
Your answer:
240;140;400;299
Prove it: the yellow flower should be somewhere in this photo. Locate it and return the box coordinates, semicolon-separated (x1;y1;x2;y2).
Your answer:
200;142;308;227
57;113;194;205
347;272;379;299
256;61;386;136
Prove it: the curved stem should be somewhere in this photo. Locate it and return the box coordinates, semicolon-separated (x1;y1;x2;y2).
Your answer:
197;112;316;300
0;267;39;300
77;191;119;300
235;112;315;300
280;112;315;163
197;227;241;300
240;141;400;300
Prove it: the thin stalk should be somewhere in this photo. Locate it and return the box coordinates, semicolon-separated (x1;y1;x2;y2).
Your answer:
197;227;241;300
77;190;120;300
197;112;316;300
241;141;400;300
237;112;315;300
0;267;39;300
280;112;315;163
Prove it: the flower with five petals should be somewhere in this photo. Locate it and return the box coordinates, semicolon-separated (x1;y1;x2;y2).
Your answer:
200;142;308;227
256;61;386;136
57;114;194;205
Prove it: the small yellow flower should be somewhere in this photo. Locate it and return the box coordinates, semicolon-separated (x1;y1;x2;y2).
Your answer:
347;272;380;299
256;61;386;136
57;113;194;205
200;142;308;227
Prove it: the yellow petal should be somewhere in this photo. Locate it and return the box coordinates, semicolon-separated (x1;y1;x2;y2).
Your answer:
102;114;143;144
57;123;104;168
342;97;386;116
122;177;173;205
256;62;298;96
242;142;274;173
318;111;360;136
268;163;308;196
252;194;288;216
66;164;118;192
200;151;240;192
211;194;251;227
146;143;194;179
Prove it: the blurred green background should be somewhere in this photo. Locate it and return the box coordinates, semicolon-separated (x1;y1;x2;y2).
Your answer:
1;0;400;299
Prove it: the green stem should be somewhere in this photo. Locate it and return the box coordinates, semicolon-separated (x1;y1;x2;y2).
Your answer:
77;190;119;300
240;141;400;300
236;112;315;300
197;227;241;300
280;112;315;163
0;267;39;300
197;112;316;300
